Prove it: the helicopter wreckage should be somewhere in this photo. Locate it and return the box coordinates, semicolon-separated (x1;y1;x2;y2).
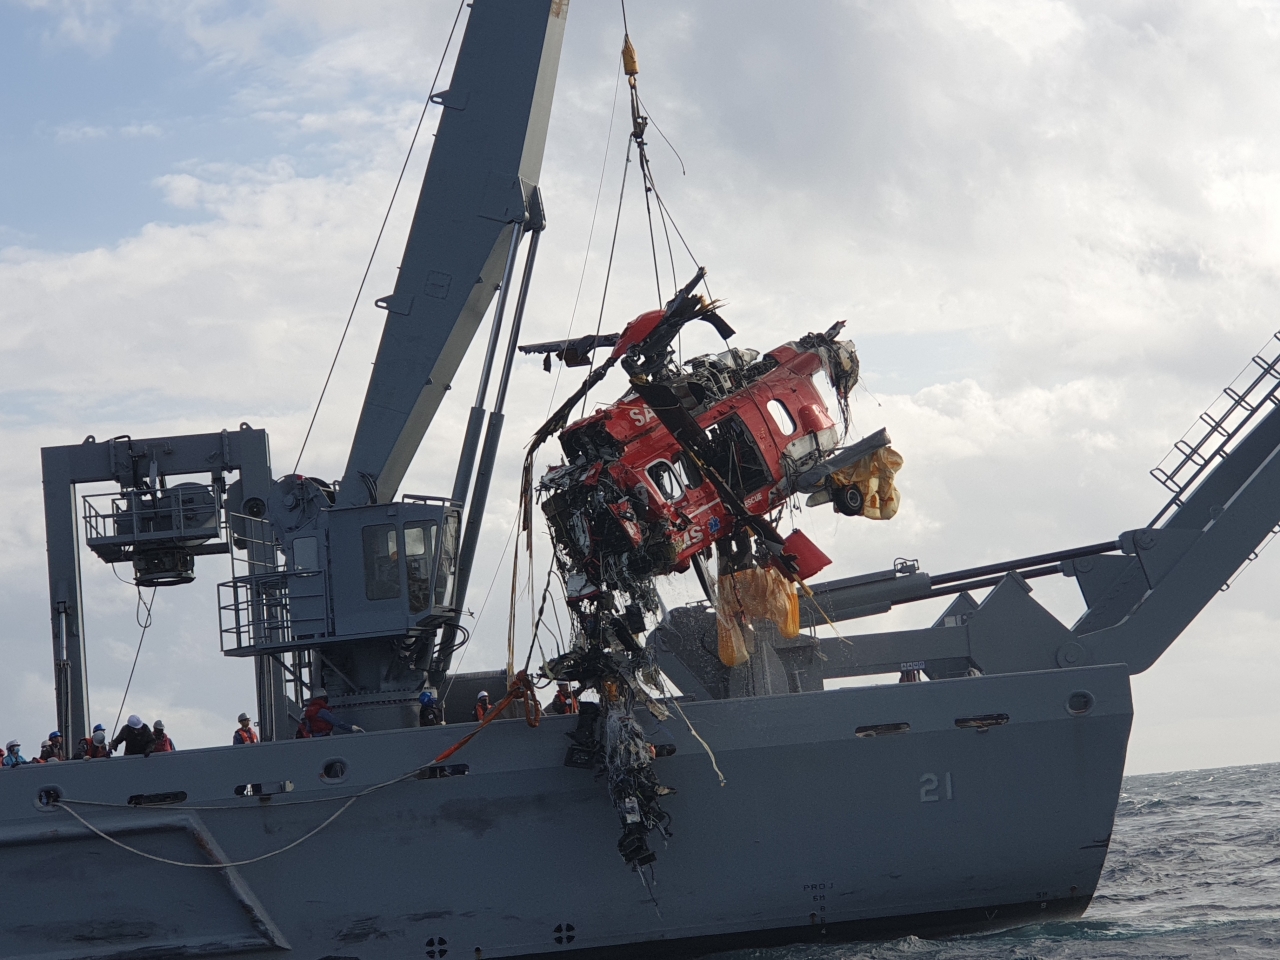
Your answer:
518;270;904;867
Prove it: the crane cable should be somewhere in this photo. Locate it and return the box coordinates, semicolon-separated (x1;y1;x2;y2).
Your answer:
110;586;157;740
293;0;468;474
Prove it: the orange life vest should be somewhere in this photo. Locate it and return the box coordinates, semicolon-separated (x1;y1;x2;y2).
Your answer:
300;699;334;737
233;726;258;744
475;702;489;722
553;692;579;714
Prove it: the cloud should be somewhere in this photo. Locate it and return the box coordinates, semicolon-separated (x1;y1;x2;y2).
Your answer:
3;0;1280;773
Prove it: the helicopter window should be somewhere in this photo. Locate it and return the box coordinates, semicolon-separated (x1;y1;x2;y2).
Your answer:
767;399;796;436
647;461;684;502
675;451;704;489
705;413;773;497
405;521;438;614
362;524;401;601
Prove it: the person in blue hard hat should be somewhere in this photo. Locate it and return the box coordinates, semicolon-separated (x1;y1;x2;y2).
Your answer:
3;740;27;767
42;731;66;761
418;689;444;727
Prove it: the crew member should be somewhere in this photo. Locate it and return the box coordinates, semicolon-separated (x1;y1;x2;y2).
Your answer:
46;731;65;760
3;740;27;767
152;720;175;753
297;689;364;738
74;725;109;759
548;681;579;715
418;690;444;727
110;715;156;757
233;713;258;744
474;690;491;722
75;727;110;759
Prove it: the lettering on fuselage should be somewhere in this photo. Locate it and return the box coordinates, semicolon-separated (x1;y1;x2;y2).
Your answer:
628;406;657;426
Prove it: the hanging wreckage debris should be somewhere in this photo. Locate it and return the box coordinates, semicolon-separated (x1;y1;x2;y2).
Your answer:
518;268;904;867
510;23;905;874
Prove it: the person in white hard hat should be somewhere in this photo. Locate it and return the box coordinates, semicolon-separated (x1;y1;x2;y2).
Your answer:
233;713;258;745
152;720;175;753
296;689;364;738
109;715;156;757
3;739;27;767
75;727;110;759
474;690;492;723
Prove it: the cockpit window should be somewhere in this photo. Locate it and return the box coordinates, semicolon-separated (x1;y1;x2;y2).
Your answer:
705;413;773;497
675;451;704;489
647;461;684;502
767;399;796;436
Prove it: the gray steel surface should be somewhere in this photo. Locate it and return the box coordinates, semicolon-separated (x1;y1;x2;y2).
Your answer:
1;665;1129;960
338;0;566;507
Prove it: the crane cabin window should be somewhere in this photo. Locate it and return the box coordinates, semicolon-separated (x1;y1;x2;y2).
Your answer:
434;512;460;610
292;536;318;571
362;524;401;601
405;521;438;614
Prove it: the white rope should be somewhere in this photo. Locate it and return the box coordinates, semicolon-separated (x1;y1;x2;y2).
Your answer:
56;794;360;869
666;695;726;787
52;756;440;867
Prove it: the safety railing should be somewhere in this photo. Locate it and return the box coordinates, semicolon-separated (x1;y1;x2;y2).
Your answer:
1151;330;1280;527
83;483;223;547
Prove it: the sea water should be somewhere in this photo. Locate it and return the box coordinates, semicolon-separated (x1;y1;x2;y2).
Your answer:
735;763;1280;960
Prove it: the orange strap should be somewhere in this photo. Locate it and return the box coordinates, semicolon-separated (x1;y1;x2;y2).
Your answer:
431;671;541;765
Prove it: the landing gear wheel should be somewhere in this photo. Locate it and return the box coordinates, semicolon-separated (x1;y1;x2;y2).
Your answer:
832;483;864;517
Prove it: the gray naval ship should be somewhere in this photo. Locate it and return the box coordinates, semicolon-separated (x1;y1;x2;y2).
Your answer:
6;2;1280;958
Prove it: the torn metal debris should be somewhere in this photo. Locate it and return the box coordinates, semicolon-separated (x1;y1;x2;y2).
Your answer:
522;268;903;868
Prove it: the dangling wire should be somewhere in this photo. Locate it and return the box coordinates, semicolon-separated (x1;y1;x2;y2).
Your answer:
579;137;633;418
112;586;157;737
545;53;626;419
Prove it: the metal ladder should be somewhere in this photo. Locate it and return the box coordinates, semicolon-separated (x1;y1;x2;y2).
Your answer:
1151;329;1280;527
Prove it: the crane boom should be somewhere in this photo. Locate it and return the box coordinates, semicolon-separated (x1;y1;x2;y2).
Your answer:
337;0;568;506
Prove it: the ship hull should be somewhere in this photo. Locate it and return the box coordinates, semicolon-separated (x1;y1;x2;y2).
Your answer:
0;663;1130;960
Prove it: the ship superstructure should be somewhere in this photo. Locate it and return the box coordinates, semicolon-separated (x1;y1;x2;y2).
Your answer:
8;2;1280;958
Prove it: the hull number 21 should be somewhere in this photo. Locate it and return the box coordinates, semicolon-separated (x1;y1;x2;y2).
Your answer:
920;772;954;802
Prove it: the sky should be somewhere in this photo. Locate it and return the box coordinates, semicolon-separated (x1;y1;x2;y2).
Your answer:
3;0;1280;774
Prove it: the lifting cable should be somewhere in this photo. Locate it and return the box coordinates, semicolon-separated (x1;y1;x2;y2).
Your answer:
544;53;625;420
111;586;157;738
292;0;467;474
